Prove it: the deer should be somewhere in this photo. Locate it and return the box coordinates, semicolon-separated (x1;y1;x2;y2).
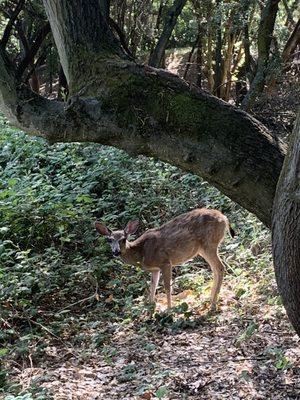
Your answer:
95;208;235;311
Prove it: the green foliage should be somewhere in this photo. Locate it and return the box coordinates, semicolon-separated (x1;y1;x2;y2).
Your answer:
0;114;247;307
0;112;271;309
236;321;259;345
0;115;277;395
265;347;291;371
155;386;169;399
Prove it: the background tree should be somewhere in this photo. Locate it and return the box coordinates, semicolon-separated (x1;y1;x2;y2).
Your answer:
149;0;187;67
241;0;281;109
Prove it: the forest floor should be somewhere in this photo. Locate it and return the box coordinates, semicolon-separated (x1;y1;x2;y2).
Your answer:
5;259;300;400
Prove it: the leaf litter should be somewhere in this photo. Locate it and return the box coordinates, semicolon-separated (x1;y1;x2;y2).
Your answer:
4;279;300;400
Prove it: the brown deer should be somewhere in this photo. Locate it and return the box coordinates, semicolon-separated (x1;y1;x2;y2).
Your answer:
95;208;235;311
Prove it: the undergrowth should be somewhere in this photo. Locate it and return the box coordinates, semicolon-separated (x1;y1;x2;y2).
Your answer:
0;115;277;398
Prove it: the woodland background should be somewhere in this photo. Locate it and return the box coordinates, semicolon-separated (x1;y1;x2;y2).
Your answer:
0;0;300;398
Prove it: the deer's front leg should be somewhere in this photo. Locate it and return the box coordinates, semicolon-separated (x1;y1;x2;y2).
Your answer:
162;263;173;309
150;270;160;303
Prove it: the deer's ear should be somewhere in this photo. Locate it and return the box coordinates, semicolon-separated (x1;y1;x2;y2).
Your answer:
124;220;139;236
95;221;111;236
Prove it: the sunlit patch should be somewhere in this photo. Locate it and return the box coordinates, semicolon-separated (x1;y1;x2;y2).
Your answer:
155;289;202;312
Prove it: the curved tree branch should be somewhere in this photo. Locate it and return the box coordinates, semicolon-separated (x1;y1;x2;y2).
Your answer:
0;0;287;230
0;39;285;228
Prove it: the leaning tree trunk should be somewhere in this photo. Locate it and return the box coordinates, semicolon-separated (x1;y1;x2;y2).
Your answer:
241;0;280;110
282;19;300;65
0;0;286;229
272;109;300;336
148;0;187;68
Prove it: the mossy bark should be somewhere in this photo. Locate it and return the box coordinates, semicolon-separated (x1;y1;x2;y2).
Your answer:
43;0;126;90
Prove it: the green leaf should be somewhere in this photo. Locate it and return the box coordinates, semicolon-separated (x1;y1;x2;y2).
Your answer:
0;348;8;357
155;386;168;399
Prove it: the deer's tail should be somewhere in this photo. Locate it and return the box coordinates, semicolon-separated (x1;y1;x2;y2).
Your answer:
229;225;236;238
226;218;236;238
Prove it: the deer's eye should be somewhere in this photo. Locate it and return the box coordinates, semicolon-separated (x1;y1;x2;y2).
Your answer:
106;238;112;243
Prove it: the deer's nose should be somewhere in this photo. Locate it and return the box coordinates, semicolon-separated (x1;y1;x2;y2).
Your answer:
113;250;121;257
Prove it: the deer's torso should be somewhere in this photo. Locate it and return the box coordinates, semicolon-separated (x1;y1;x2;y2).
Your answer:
121;208;228;270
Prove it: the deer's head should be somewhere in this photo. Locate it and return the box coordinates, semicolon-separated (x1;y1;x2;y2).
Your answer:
95;220;139;257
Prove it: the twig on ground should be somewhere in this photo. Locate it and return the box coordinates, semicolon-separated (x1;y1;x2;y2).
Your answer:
56;294;96;315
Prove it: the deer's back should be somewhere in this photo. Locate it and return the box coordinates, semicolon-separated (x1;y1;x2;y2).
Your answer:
136;208;228;267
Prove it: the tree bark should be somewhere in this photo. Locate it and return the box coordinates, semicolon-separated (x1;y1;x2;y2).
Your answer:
206;18;214;91
0;0;25;50
243;23;254;81
148;0;187;68
282;0;294;27
242;0;280;110
213;0;222;97
195;21;203;88
220;30;235;101
183;32;199;81
272;109;300;336
99;0;110;23
16;22;51;80
109;17;134;59
282;19;300;64
0;0;286;230
42;0;125;89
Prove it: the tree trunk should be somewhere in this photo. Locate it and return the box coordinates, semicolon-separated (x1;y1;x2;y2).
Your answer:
282;0;294;27
29;70;40;94
272;109;300;336
241;0;280;110
196;22;203;88
183;34;198;81
0;0;25;50
243;23;254;81
16;22;51;80
43;0;125;89
242;1;256;84
148;0;187;67
99;0;110;23
282;19;300;64
214;0;222;97
220;30;235;101
0;0;286;230
206;20;214;91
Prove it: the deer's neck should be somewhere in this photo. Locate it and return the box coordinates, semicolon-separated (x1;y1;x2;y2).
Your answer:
120;240;143;266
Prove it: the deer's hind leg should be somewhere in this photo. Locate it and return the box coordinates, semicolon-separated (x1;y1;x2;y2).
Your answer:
150;270;160;303
200;249;225;311
161;262;173;309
